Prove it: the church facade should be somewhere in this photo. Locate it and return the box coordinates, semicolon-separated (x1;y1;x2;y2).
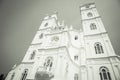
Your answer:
5;3;120;80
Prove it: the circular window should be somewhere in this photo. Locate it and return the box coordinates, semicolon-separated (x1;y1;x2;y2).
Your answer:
87;12;93;17
51;36;59;42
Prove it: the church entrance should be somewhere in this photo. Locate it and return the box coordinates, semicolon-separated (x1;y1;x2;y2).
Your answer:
35;71;54;80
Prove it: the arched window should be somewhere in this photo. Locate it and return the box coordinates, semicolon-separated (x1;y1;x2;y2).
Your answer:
10;72;15;80
99;66;111;80
87;12;93;17
21;69;28;80
94;42;104;54
30;50;36;60
44;57;53;71
39;33;43;39
90;23;97;30
75;35;78;40
74;55;78;61
74;73;78;80
44;23;48;27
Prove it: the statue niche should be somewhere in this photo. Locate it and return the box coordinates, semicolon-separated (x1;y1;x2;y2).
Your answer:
44;57;53;71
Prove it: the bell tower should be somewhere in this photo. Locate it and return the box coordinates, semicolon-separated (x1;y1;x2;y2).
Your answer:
80;3;116;58
81;3;106;36
80;3;120;80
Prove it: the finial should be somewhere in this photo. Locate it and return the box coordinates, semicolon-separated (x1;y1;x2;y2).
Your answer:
61;20;65;26
58;21;60;26
54;11;58;14
69;25;73;30
65;25;68;30
12;64;17;70
51;11;58;19
80;29;82;32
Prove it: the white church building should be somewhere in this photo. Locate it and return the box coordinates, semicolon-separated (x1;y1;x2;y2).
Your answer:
5;3;120;80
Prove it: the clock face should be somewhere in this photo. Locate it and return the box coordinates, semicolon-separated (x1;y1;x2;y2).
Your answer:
51;36;59;42
87;12;93;17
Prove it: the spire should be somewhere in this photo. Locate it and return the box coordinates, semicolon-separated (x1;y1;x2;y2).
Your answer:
80;3;106;36
44;14;49;19
51;11;58;20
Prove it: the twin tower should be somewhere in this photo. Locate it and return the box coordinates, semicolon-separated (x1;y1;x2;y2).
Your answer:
5;3;120;80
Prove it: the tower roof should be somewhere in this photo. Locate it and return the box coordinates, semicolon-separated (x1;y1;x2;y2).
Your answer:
80;3;96;10
80;3;95;7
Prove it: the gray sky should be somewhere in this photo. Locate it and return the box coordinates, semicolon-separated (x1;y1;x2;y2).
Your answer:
0;0;120;74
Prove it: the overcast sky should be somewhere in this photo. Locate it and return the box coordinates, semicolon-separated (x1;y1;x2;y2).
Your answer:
0;0;120;74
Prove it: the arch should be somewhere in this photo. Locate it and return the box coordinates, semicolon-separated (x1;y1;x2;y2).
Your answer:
21;69;28;80
90;23;97;30
75;35;78;40
74;73;78;80
99;66;111;80
44;57;53;71
39;33;43;39
44;23;48;27
74;55;78;61
10;72;15;80
94;42;104;54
